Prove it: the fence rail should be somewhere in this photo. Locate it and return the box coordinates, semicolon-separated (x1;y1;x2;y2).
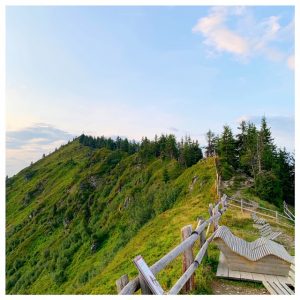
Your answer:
118;159;226;295
283;201;295;221
116;158;294;294
228;197;294;228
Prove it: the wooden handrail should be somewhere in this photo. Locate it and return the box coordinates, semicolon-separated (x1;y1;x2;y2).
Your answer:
229;197;294;223
119;210;225;294
119;160;227;295
228;203;293;228
168;232;216;294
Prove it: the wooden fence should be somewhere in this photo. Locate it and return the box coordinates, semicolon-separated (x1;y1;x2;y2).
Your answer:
283;201;295;222
227;197;294;228
117;194;229;295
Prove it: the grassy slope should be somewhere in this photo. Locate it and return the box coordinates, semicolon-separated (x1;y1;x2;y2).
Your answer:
6;140;219;294
6;141;294;295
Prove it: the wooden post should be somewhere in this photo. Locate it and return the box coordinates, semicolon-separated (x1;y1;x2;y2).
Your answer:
206;204;214;236
198;217;207;259
181;225;195;293
214;206;219;230
139;273;153;294
275;211;278;223
116;274;129;294
216;172;219;198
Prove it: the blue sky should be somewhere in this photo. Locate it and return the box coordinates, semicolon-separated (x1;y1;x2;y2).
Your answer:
6;6;294;176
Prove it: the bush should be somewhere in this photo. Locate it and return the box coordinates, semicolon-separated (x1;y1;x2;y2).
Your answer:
255;171;282;205
156;186;182;213
220;161;234;180
90;230;109;252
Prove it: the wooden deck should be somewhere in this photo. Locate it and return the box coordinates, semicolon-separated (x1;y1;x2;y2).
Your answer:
216;253;293;285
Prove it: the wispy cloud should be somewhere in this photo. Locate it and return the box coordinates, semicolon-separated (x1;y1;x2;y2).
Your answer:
168;127;179;133
6;124;74;176
192;7;248;56
192;7;294;69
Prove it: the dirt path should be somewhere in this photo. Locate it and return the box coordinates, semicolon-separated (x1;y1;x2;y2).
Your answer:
212;279;269;295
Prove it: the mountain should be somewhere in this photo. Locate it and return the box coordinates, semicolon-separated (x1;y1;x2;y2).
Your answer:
5;136;294;295
6;136;214;294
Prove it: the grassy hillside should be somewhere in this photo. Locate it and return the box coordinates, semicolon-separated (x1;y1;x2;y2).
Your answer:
6;139;216;294
6;139;294;295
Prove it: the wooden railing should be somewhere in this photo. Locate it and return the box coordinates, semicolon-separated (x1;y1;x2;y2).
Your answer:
283;201;295;222
117;193;229;295
227;197;294;228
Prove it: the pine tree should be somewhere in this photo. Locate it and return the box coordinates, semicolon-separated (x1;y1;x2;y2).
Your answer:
259;116;275;171
239;122;258;177
217;125;237;168
205;130;216;157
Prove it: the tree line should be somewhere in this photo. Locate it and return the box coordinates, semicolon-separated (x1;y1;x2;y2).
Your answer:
78;134;203;168
205;117;294;206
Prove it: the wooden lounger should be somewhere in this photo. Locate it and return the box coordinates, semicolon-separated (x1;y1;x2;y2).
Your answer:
252;213;266;225
213;226;293;276
259;223;282;241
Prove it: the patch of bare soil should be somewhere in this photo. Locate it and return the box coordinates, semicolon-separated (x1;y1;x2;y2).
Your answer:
212;279;269;295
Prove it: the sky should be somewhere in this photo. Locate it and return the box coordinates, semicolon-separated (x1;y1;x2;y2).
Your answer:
6;6;294;176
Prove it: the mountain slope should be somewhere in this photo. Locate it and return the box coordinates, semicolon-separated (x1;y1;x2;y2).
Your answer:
6;139;218;294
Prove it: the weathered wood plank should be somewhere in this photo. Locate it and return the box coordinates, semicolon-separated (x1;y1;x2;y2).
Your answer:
216;253;228;277
116;274;129;293
228;269;241;279
262;281;278;295
139;273;153;295
274;281;289;295
240;271;253;281
251;272;265;282
276;282;294;295
276;275;290;285
267;281;283;294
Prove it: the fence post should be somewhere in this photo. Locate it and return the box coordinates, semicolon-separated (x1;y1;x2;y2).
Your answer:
275;211;278;223
206;203;214;235
181;225;195;293
198;216;207;259
214;206;219;230
116;274;129;294
241;199;243;213
139;273;152;294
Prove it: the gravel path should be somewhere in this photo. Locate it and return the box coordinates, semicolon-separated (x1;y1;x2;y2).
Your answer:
212;279;269;295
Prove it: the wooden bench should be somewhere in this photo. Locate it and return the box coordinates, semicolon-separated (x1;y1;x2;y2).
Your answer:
213;226;293;276
251;213;266;225
259;223;282;241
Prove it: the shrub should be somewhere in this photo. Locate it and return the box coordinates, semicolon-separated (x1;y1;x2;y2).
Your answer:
220;161;234;180
255;171;282;206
